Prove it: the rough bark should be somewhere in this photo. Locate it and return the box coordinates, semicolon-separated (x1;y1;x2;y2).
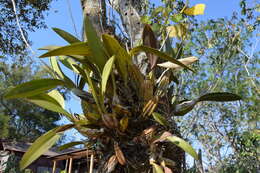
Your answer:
109;0;149;74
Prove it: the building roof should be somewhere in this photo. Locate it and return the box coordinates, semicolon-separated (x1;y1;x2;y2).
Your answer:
48;148;97;161
0;139;96;161
0;139;59;157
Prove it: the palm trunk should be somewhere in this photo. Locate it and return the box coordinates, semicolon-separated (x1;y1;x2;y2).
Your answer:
80;0;185;172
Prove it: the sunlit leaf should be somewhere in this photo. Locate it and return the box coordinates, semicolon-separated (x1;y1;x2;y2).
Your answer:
52;28;80;43
48;90;65;108
166;136;199;160
184;4;206;16
101;56;115;95
20;125;74;170
27;99;73;120
39;45;61;51
151;162;164;173
158;56;198;70
39;42;91;58
166;24;187;38
58;141;84;151
130;46;194;72
102;34;131;82
84;16;107;70
4;79;65;99
171;13;183;23
59;56;80;74
49;56;75;88
28;93;61;107
198;92;242;102
119;116;129;132
152;112;168;126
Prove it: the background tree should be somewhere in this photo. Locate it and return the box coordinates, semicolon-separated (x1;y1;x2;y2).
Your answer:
0;0;62;142
174;2;259;172
0;0;54;57
0;59;62;142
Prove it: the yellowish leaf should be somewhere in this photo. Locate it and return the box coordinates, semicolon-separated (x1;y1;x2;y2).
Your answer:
184;4;206;16
151;162;164;173
48;90;65;108
119;116;129;132
101;56;115;95
166;24;187;38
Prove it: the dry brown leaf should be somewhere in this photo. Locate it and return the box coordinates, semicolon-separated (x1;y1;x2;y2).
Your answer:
102;114;118;129
114;142;126;165
142;24;158;69
106;155;118;173
143;97;159;116
141;79;154;102
153;131;172;143
157;56;198;70
163;166;173;173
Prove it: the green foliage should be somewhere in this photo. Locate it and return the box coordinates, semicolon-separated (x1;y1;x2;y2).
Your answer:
20;124;73;170
0;0;54;57
176;11;259;173
0;114;9;138
3;153;32;173
0;60;61;142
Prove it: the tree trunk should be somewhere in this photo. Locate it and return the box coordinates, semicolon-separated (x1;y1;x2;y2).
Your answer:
80;0;185;172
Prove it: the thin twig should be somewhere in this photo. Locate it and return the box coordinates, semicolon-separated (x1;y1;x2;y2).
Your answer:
11;0;35;55
10;0;59;76
89;153;94;173
237;46;260;93
159;30;170;51
66;0;79;38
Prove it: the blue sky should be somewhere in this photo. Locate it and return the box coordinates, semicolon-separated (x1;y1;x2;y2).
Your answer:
29;0;242;115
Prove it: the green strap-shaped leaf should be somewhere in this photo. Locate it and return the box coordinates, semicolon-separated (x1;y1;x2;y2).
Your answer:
27;99;73;120
39;42;91;58
152;112;169;126
49;57;75;88
59;56;80;74
28;93;61;107
39;45;61;50
52;28;80;43
20;125;74;170
84;16;107;70
72;65;103;114
102;34;131;82
130;46;194;72
58;141;84;151
48;90;65;108
102;56;115;95
151;162;164;173
4;79;65;99
166;136;199;160
198;92;242;102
